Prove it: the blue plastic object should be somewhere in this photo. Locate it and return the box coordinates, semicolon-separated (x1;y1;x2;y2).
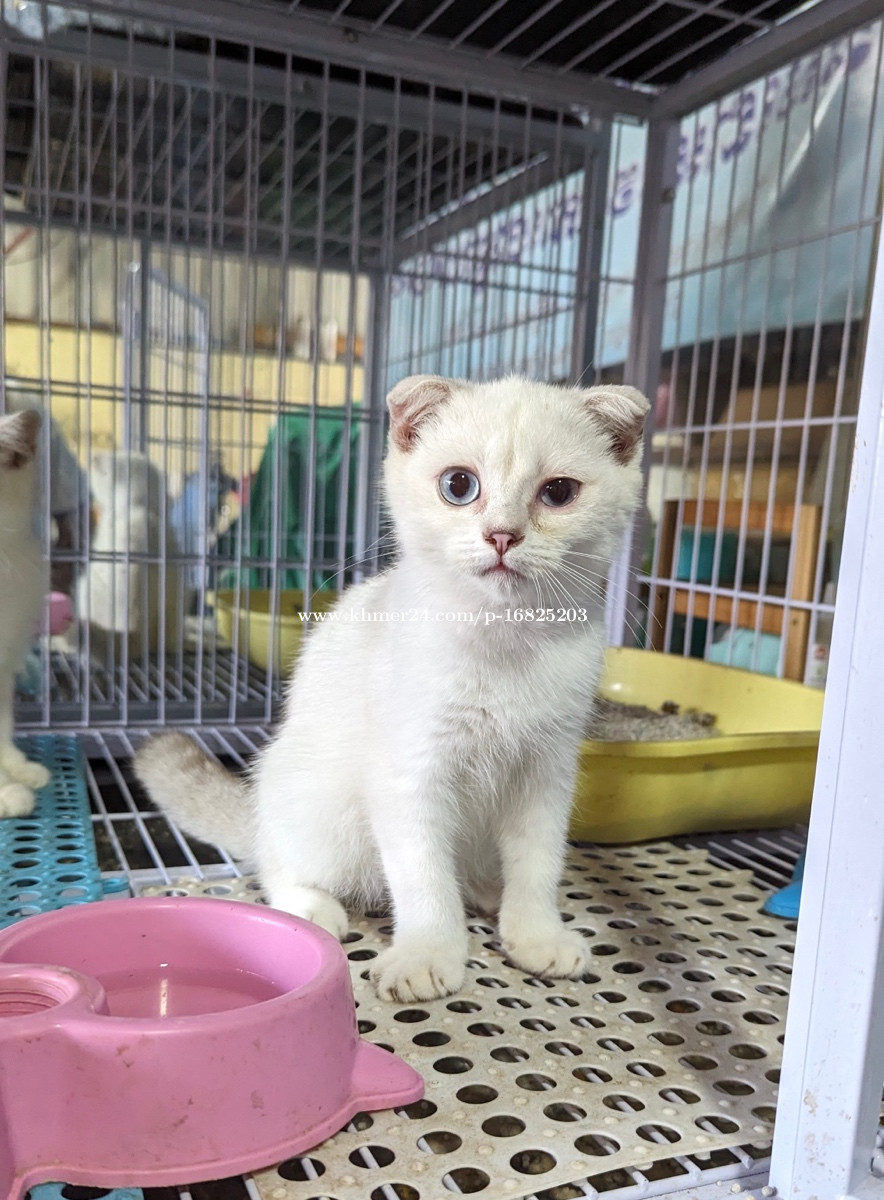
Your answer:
15;650;42;699
676;529;739;584
29;1185;144;1200
706;627;782;677
1;736;104;929
762;851;805;919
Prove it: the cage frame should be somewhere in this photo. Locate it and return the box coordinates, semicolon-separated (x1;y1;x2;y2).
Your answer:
1;1;882;1198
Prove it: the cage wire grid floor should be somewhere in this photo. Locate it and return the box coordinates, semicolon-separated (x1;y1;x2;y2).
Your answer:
17;731;803;1200
17;648;275;728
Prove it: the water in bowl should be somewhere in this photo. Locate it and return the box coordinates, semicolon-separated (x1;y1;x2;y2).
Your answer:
98;963;284;1017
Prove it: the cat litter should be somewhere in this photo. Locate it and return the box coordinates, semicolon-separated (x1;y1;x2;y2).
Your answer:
135;841;791;1199
589;698;719;743
1;736;104;929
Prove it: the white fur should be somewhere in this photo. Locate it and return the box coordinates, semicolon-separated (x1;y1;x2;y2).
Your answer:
0;411;50;817
136;375;648;1001
78;452;183;654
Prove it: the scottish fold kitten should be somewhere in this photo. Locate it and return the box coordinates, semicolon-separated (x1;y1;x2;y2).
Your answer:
0;410;51;817
135;375;649;1002
78;451;183;655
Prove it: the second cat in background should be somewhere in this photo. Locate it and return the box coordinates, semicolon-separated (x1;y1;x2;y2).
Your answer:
78;451;183;657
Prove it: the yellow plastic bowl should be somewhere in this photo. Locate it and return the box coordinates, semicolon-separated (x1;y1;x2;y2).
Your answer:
571;647;824;843
213;589;338;673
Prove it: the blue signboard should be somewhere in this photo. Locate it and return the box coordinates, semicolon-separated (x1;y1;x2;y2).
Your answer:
390;23;883;379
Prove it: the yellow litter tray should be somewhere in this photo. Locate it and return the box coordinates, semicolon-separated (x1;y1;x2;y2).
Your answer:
213;589;337;673
572;647;824;844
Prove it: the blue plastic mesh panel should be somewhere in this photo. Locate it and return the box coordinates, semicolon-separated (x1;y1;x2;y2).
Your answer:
2;736;104;928
28;1186;144;1200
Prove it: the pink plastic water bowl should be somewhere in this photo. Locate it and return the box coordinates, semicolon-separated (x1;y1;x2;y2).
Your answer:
0;897;423;1198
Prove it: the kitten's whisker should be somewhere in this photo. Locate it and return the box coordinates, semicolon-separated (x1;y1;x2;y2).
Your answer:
557;564;646;643
565;551;652;594
564;557;648;611
560;565;647;643
561;562;641;620
544;567;588;614
542;573;571;611
643;604;664;632
539;567;572;612
315;531;397;591
534;570;551;615
335;529;397;572
561;570;609;615
564;553;658;620
533;561;578;605
557;561;606;594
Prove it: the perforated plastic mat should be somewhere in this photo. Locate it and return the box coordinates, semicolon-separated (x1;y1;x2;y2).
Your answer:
28;1187;143;1200
2;735;104;928
138;841;792;1200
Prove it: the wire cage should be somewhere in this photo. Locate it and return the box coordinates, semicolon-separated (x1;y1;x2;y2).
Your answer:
4;5;634;730
2;1;884;1199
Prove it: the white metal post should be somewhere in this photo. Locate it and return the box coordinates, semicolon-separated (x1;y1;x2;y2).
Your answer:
606;117;680;647
769;204;884;1200
569;122;611;387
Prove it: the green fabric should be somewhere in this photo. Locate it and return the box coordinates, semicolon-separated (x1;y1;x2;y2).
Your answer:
218;412;361;593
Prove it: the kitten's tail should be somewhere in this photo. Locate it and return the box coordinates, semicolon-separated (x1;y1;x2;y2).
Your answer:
133;732;255;861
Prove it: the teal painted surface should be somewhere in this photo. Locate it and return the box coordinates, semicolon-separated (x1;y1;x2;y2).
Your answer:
2;736;103;928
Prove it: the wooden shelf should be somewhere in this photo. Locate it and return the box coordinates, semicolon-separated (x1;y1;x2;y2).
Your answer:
652;500;821;681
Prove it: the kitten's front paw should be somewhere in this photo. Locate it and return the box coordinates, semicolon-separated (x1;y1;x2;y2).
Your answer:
0;780;36;819
0;746;50;790
370;942;466;1003
503;927;588;980
13;760;50;790
267;884;349;940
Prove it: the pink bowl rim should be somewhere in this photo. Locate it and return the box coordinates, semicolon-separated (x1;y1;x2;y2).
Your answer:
0;896;346;1028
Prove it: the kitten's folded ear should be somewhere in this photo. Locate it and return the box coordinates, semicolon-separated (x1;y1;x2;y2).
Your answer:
580;385;650;465
387;374;453;452
0;408;40;469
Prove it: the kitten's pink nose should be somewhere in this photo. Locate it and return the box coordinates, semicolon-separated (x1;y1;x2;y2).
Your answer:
486;530;521;557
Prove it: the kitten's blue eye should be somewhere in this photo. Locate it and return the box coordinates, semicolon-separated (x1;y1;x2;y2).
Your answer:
439;468;480;506
539;477;579;507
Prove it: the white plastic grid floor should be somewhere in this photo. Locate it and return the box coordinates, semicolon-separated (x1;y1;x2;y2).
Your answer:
21;729;799;1199
135;842;794;1200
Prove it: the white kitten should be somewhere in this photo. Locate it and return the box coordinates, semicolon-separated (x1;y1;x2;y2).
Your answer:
78;451;183;655
0;410;51;817
135;375;649;1002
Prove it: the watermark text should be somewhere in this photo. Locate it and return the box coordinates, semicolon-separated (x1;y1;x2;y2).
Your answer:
299;606;589;627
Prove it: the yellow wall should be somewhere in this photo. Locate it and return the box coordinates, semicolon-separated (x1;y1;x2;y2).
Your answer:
5;321;365;488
